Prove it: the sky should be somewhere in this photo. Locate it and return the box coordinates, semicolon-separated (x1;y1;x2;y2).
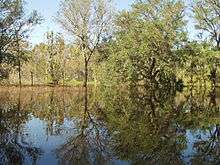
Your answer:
26;0;134;45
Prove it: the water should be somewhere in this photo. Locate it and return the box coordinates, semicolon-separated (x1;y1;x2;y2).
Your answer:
0;86;220;165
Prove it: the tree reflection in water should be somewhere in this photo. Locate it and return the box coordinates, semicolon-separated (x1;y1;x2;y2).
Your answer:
94;86;187;164
0;86;220;164
190;87;220;164
0;89;42;165
56;86;112;164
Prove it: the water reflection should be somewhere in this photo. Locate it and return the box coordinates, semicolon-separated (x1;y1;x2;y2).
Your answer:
0;86;220;164
0;89;42;165
56;87;112;164
96;86;186;164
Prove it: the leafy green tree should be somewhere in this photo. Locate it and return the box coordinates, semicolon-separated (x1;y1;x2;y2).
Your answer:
46;31;65;85
0;0;22;65
177;42;213;88
57;0;113;87
97;0;186;87
31;43;48;84
0;0;41;83
193;0;220;87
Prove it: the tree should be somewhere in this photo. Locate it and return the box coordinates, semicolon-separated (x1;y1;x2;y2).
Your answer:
0;0;22;79
46;31;65;85
178;41;213;87
97;0;186;87
13;38;29;86
14;11;41;86
0;0;41;83
192;0;220;87
31;43;48;84
0;0;21;64
57;0;113;87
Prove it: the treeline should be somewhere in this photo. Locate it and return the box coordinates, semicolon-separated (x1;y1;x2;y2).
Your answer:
1;0;220;88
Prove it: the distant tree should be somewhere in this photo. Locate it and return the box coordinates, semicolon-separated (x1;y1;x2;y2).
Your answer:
57;0;113;87
46;31;65;85
13;38;29;86
31;43;48;84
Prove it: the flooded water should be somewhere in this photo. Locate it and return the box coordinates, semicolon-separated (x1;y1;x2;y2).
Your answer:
0;86;220;165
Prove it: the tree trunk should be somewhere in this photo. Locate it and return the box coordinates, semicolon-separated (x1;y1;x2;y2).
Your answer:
62;66;65;86
210;67;217;88
16;32;22;87
84;85;88;112
190;62;194;86
18;58;21;87
217;39;220;50
0;49;2;64
84;59;88;88
210;87;216;107
63;54;66;86
210;40;220;88
31;71;34;86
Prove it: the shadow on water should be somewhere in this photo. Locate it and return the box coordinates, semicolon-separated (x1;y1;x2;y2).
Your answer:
0;86;220;164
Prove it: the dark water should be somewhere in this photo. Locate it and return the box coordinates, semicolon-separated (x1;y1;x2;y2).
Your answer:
0;86;220;165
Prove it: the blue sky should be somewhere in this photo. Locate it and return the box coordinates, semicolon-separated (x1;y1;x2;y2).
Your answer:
27;0;134;45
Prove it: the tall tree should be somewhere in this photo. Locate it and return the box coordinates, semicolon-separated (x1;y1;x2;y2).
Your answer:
193;0;220;87
97;0;186;87
57;0;113;87
0;0;41;82
46;31;65;85
31;43;48;84
14;11;41;86
0;0;21;63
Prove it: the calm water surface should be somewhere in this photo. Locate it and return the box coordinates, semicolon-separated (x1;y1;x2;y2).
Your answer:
0;86;220;165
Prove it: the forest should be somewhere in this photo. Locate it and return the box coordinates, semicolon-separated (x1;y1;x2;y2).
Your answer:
0;0;220;90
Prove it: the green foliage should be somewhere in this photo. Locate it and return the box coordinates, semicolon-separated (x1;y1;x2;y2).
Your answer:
0;0;41;84
1;0;220;87
193;0;220;45
96;0;187;87
46;31;65;85
175;41;220;87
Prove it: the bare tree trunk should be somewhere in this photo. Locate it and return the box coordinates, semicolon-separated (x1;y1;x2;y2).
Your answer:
84;59;88;88
63;56;66;86
31;71;34;86
217;40;220;50
211;70;217;89
0;49;2;65
0;50;3;79
211;67;217;88
18;58;21;87
84;85;88;112
210;87;216;107
16;32;22;87
210;39;220;88
190;62;194;87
